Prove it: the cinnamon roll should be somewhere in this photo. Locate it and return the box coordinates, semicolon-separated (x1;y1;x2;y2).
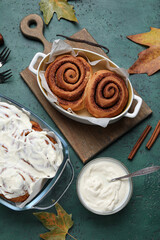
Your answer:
85;70;129;118
0;102;63;203
45;55;92;111
0;167;32;202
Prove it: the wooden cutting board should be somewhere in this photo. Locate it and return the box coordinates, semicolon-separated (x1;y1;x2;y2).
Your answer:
20;14;152;163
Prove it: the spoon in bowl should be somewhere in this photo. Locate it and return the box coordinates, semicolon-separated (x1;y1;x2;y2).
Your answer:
111;165;160;182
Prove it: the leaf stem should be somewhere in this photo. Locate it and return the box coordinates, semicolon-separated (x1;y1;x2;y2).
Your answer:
67;232;78;240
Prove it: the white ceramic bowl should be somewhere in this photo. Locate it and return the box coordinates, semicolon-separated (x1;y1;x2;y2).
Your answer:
76;157;133;215
29;48;142;125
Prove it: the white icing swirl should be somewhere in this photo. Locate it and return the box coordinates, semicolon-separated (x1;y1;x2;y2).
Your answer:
78;159;130;213
0;102;63;200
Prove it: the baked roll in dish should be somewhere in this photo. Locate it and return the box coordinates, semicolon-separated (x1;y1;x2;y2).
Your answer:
0;102;63;203
45;55;92;111
85;70;129;118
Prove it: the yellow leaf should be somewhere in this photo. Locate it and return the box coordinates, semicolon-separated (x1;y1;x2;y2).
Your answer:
39;0;78;25
127;27;160;75
34;203;76;240
127;27;160;47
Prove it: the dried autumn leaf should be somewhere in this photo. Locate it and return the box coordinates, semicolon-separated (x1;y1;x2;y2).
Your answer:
39;0;78;25
128;45;160;76
34;203;75;240
127;27;160;75
127;27;160;47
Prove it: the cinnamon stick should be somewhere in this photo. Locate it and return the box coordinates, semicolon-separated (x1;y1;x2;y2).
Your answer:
146;120;160;150
128;125;152;160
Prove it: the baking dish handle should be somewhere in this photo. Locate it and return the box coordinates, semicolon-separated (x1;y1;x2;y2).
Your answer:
28;52;46;75
32;159;74;210
124;94;142;118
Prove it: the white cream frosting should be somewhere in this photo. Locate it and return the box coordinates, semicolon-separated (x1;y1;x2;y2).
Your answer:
0;102;63;200
78;159;130;213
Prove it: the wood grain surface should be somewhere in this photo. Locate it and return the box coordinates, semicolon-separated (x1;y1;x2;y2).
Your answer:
20;14;152;163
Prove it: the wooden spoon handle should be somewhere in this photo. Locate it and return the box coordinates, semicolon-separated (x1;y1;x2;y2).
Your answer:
20;14;52;54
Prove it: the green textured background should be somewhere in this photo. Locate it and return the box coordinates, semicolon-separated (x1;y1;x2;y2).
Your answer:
0;0;160;239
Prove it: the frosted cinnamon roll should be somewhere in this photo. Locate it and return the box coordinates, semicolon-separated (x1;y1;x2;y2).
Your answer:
45;55;92;111
85;70;129;118
0;102;63;202
0;167;32;202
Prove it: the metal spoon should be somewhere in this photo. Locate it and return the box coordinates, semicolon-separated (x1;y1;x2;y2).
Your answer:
111;166;160;182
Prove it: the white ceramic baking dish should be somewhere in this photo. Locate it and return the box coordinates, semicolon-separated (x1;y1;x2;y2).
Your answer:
29;48;142;126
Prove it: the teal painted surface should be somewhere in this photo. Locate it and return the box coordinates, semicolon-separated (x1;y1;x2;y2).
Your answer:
0;0;160;239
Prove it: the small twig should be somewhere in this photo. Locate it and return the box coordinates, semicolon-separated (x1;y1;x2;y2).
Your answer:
56;34;109;54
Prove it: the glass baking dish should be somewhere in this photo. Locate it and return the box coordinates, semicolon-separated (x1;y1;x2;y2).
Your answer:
0;94;74;211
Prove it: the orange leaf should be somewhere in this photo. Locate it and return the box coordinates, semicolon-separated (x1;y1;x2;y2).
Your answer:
34;203;75;240
127;27;160;47
128;45;160;76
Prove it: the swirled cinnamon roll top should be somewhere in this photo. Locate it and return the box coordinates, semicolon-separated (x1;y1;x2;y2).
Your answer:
45;55;92;111
85;70;129;118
